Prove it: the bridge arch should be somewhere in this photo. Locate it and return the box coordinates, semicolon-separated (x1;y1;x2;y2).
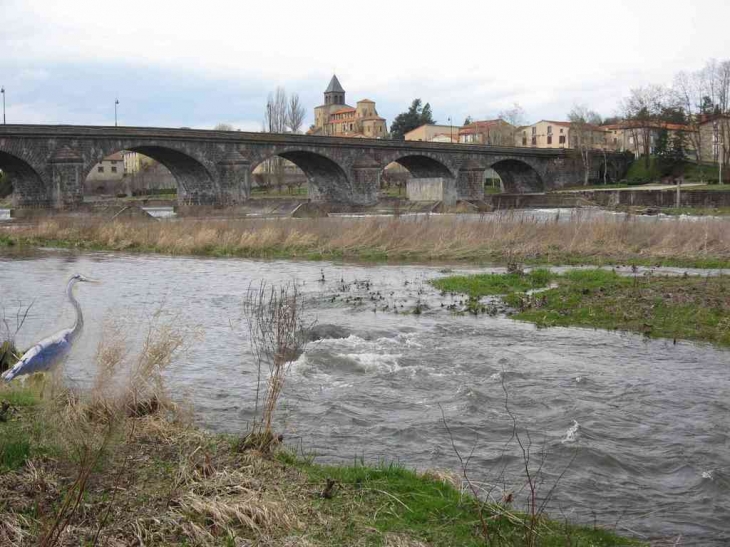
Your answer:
251;149;352;203
489;158;545;193
385;153;455;179
0;150;47;206
84;144;216;203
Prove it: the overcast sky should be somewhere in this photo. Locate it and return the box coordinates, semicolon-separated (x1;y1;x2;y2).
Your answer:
1;0;728;130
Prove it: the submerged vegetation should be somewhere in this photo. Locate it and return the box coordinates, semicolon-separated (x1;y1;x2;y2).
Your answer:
2;214;730;268
434;269;730;346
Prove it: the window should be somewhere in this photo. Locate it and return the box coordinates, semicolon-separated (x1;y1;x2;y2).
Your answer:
531;136;537;146
111;160;118;165
560;128;564;133
559;135;566;144
547;135;553;145
522;137;527;146
531;127;536;136
111;166;117;173
98;166;104;173
547;126;552;135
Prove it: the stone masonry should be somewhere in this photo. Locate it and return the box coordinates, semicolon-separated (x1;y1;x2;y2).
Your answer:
0;125;633;208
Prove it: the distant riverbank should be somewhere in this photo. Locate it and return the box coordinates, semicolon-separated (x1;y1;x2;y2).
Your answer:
2;213;729;269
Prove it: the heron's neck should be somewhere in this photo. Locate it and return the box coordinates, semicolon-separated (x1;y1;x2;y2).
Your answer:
66;279;83;340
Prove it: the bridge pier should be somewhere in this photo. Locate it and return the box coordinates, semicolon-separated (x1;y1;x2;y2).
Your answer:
50;147;85;208
216;151;250;204
351;165;380;206
407;177;456;205
456;166;485;200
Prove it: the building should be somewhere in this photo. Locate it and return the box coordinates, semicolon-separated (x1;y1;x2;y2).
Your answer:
458;119;515;146
309;75;387;138
404;124;459;143
602;121;697;159
697;114;729;169
517;120;608;150
85;152;125;194
122;151;155;176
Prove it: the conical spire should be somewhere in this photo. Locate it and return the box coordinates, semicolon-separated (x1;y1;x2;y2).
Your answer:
325;74;345;94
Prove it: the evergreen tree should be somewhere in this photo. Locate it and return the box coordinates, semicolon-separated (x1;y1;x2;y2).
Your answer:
463;115;473;126
656;129;686;176
668;131;687;165
390;99;437;140
654;128;669;159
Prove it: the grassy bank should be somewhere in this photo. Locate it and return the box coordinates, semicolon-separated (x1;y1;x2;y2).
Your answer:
657;206;730;216
2;214;730;268
433;269;730;346
0;383;641;546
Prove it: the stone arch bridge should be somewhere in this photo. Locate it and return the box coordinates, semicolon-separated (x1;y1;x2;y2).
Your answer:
0;125;632;207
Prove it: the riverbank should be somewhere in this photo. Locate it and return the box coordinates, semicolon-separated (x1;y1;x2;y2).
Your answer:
2;214;730;268
433;269;730;347
0;384;639;546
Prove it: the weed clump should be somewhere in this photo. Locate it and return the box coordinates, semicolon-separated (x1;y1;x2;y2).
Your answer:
240;282;310;454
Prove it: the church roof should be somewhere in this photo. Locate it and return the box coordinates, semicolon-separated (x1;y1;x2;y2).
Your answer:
325;74;345;94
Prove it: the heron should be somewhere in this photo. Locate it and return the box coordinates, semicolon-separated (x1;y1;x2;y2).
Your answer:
1;274;97;383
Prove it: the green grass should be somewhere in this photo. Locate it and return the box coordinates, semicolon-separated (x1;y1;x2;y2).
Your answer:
683;162;721;182
683;183;730;192
0;386;40;471
251;186;308;197
435;269;730;347
552;183;635;192
624;158;662;184
432;269;554;297
657;206;730;216
281;453;641;546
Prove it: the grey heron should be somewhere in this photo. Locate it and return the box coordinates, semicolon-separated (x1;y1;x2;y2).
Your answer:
1;274;97;383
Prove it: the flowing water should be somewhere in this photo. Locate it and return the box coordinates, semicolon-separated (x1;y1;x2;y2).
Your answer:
0;250;728;544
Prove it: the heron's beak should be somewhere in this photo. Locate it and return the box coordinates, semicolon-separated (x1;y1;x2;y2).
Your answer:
83;277;101;284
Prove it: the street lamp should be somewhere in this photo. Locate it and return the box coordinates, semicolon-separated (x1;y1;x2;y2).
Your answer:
714;120;723;185
1;87;5;124
115;98;119;127
448;116;453;143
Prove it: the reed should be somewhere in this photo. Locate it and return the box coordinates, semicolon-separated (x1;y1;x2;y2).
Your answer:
3;211;729;267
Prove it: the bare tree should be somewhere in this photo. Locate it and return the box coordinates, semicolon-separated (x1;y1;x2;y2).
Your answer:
262;87;289;191
264;87;288;134
499;103;527;145
620;85;666;168
673;59;730;177
568;105;602;186
287;93;306;134
673;70;705;164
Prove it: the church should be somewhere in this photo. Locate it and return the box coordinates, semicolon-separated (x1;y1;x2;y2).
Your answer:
309;75;388;138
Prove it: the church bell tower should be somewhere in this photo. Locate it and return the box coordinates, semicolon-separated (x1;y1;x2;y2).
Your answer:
324;74;346;106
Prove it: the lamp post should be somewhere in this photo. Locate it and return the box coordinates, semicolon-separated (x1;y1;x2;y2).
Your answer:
448;116;453;143
1;87;5;124
115;98;119;127
714;120;723;185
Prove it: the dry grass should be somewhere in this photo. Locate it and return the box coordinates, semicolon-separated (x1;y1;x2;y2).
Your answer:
3;212;730;266
241;283;309;453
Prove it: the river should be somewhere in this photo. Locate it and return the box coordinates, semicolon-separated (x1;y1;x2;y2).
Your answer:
0;250;728;544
